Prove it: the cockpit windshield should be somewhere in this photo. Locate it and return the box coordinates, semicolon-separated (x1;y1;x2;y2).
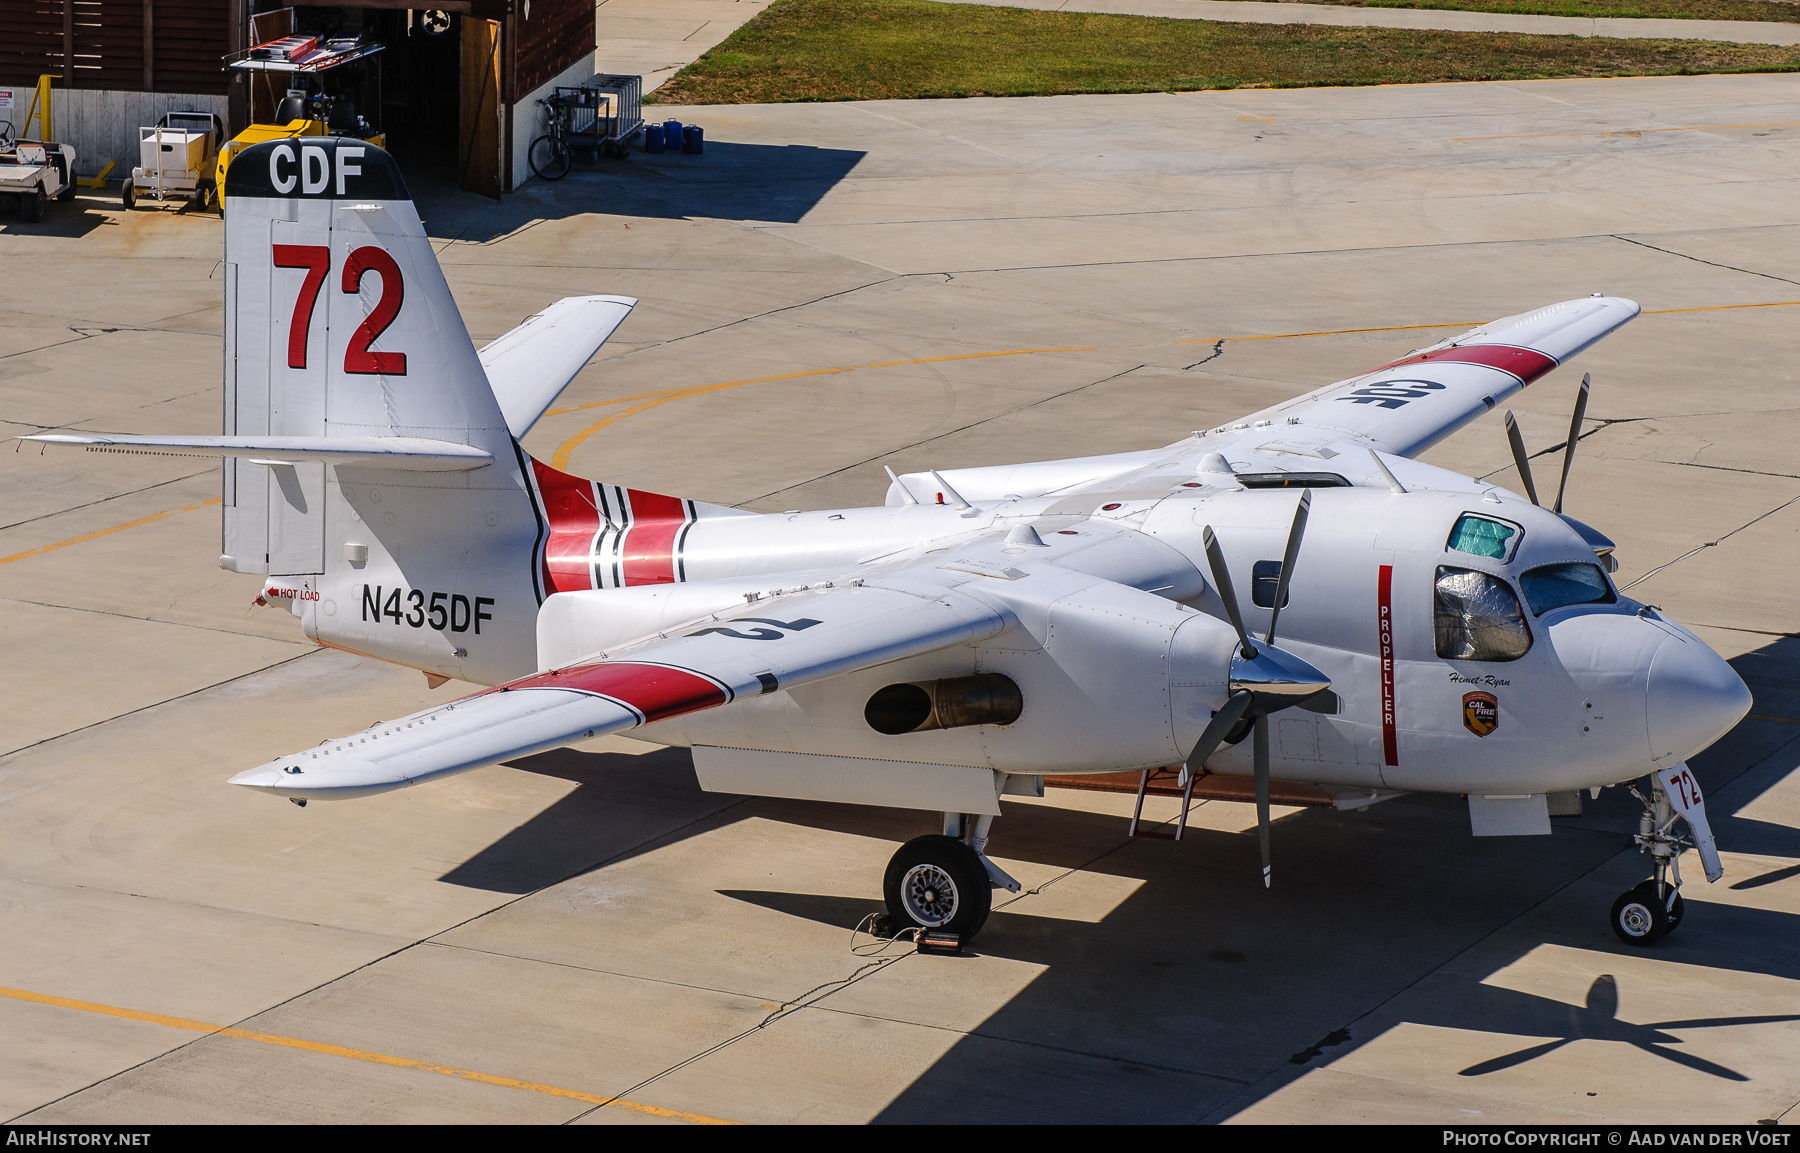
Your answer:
1446;513;1521;562
1434;566;1532;662
1520;562;1617;616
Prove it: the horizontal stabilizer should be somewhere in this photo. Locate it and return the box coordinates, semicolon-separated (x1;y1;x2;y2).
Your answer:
18;434;493;472
479;296;637;437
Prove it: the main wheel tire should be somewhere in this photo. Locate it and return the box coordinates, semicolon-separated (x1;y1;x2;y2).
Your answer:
1611;884;1672;946
121;179;135;210
883;834;991;942
21;185;45;222
1630;880;1684;936
528;134;571;180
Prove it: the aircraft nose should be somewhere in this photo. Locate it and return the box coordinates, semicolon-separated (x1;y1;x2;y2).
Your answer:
1646;631;1751;766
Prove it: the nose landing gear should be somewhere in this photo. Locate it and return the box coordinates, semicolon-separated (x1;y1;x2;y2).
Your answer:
1610;774;1692;947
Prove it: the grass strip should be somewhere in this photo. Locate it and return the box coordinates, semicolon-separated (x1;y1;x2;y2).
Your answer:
1284;0;1800;25
648;0;1800;104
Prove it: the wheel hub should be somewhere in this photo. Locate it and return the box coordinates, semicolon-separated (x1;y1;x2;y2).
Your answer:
1618;901;1654;938
901;863;959;928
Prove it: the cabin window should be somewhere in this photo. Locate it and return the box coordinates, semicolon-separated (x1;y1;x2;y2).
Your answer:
1434;566;1532;662
1521;562;1617;616
1447;513;1520;562
1251;560;1289;608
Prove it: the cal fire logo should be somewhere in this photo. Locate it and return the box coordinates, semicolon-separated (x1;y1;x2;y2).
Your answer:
1463;691;1499;737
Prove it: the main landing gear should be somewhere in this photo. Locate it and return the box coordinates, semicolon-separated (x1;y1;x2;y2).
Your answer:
1610;774;1690;947
882;813;1021;945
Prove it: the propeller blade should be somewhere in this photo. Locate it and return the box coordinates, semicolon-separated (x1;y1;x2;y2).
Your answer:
1553;374;1590;516
1254;713;1272;889
1184;689;1253;772
1504;410;1540;506
1264;489;1311;647
1202;526;1257;659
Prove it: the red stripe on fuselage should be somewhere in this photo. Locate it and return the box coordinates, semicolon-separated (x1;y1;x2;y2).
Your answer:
1371;344;1557;385
1378;564;1398;768
501;661;730;723
621;489;688;586
532;457;600;594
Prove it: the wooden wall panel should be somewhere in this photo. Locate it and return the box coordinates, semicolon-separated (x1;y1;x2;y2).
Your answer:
0;0;228;94
510;0;594;102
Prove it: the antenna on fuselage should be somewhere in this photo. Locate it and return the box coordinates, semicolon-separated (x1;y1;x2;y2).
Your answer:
1367;448;1406;494
928;470;972;511
884;465;920;505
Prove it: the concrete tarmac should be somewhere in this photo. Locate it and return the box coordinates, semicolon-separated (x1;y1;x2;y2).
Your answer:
3;73;1799;1124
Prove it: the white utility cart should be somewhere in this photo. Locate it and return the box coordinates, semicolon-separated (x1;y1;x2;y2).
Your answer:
0;120;76;223
123;111;224;211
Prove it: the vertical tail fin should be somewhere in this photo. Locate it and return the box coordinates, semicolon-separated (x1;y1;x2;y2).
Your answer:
222;138;541;684
222;137;518;577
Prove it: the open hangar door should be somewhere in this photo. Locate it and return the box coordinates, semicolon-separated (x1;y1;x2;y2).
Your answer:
249;2;502;196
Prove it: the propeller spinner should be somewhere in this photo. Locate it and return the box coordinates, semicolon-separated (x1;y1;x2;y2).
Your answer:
1192;492;1331;889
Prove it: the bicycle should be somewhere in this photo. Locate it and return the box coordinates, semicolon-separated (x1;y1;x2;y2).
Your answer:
528;95;573;181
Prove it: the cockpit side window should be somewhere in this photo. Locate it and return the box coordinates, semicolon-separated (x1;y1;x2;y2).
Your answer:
1521;562;1617;616
1434;566;1532;662
1447;513;1521;562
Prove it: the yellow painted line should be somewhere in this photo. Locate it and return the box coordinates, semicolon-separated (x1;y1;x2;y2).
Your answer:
1644;301;1800;316
0;496;221;567
1748;712;1800;726
544;300;1800;471
0;983;737;1125
1172;319;1477;345
1454;121;1800;143
547;346;1101;470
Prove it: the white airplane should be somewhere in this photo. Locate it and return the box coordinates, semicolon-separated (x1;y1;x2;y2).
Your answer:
24;139;1751;950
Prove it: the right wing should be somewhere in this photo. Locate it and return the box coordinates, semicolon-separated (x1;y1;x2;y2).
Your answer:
895;295;1640;504
229;572;1009;800
479;295;636;438
1233;294;1640;459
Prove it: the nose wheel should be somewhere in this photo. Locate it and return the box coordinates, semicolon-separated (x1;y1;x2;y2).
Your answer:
1610;775;1692;947
1611;880;1685;945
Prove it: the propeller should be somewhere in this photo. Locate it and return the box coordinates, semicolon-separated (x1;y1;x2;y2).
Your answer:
1190;492;1330;889
1502;372;1591;512
1553;374;1590;515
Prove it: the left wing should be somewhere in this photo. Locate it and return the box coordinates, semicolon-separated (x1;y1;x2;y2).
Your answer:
229;573;1008;800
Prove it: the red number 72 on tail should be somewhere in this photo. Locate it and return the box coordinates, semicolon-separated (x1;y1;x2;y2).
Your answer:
271;243;407;376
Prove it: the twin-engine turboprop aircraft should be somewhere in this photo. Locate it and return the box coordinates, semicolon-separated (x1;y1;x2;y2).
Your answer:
25;140;1750;948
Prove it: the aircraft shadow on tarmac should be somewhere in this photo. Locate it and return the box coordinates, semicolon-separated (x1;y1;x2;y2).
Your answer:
441;638;1800;1122
411;142;868;244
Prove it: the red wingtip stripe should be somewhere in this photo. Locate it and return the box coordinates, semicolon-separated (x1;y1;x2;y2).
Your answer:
500;661;731;724
1370;344;1558;385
